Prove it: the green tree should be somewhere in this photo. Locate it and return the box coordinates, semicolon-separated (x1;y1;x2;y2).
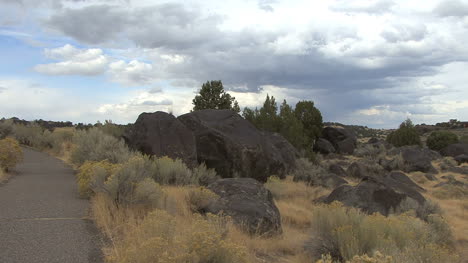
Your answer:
426;131;459;151
386;118;422;147
294;100;323;144
257;95;280;132
242;107;258;125
279;100;308;148
192;80;240;112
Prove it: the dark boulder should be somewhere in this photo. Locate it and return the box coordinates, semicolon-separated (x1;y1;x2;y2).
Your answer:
262;131;299;175
322;176;426;217
322;127;357;154
384;171;425;192
123;112;197;167
313;138;336;154
440;143;468;157
178;110;298;182
367;137;380;144
204;178;282;236
329;164;347;177
400;146;438;173
455;154;468;165
347;160;385;179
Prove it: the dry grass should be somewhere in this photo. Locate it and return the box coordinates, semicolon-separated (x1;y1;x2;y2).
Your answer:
91;191;250;263
90;178;331;263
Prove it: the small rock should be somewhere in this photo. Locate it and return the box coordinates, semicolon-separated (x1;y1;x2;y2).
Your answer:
205;178;282;236
454;154;468;165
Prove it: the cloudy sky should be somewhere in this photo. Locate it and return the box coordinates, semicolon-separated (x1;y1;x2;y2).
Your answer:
0;0;467;128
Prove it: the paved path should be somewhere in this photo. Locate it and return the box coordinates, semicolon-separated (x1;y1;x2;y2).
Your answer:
0;148;102;263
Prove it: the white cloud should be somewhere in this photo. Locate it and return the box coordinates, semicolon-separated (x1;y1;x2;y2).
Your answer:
34;44;108;75
96;87;194;122
108;60;155;86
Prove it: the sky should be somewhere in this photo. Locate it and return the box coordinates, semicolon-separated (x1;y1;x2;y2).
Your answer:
0;0;467;128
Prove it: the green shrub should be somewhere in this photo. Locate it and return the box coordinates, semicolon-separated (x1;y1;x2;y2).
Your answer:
133;178;166;208
153;156;196;185
354;143;386;159
102;156;160;205
386;119;421;147
0;120;14;139
307;202;458;262
12;123;47;148
426;131;459;151
292;158;318;182
291;158;342;188
96;120;126;139
192;163;219;186
0;137;23;171
187;187;219;212
46;128;74;154
76;160;121;198
70;128;133;165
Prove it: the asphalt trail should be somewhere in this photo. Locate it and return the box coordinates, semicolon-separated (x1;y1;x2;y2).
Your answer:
0;148;102;263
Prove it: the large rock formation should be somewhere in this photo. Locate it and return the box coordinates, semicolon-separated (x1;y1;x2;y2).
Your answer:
321;127;357;154
440;143;468;157
204;178;282;236
178;109;298;182
123;112;197;167
322;175;426;217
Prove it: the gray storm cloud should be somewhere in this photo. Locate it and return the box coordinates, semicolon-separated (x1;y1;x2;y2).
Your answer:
2;0;467;127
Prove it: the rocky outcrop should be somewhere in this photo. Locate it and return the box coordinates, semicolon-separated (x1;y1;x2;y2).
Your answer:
204;178;282;236
400;146;439;174
322;175;426;217
313;138;336;154
384;171;425;192
440;143;468;157
321;127;357;154
123;112;197;167
178;110;298;182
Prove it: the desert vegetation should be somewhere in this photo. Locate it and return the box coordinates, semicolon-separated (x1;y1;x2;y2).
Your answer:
386;119;422;147
1;84;467;262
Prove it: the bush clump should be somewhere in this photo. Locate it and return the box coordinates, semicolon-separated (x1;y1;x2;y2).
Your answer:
76;160;121;198
101;156;162;206
0;137;23;171
70;128;133;166
0;120;14;139
426;131;459;151
386;119;421;147
187;187;219;213
307;202;458;262
12;123;48;148
153;156;196;185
